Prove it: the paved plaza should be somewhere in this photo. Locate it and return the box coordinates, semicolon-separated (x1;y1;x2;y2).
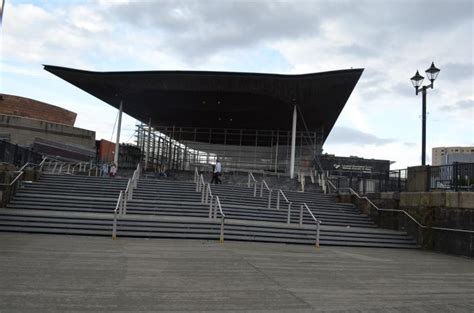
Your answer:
0;233;473;313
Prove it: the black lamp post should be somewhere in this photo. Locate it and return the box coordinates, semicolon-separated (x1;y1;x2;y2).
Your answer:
410;62;440;166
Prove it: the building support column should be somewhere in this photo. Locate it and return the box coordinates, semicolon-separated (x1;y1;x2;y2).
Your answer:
274;130;279;173
290;105;297;179
114;100;123;168
145;118;152;169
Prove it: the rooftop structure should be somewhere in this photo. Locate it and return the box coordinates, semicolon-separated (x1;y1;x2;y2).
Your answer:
44;65;363;176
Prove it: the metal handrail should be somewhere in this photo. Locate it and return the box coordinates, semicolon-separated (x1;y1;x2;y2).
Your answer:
125;178;132;200
194;167;199;184
5;171;25;187
341;187;474;234
16;157;48;173
199;174;206;201
111;163;140;239
248;172;257;197
2;157;49;187
310;170;315;184
112;190;124;240
205;183;215;218
275;189;292;223
260;179;272;208
300;203;321;248
213;195;225;243
88;165;99;177
196;169;205;192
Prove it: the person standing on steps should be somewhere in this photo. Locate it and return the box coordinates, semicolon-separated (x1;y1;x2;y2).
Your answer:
210;159;222;184
100;163;108;177
110;162;117;177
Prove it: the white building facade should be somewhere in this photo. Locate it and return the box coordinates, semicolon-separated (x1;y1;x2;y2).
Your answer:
432;146;474;166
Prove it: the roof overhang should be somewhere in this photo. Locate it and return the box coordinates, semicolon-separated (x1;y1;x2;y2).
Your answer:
44;65;363;143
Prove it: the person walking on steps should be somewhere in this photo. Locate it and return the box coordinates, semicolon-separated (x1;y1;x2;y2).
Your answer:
210;159;222;184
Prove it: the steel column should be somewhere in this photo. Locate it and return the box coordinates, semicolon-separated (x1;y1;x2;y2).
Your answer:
290;105;297;179
114;100;123;168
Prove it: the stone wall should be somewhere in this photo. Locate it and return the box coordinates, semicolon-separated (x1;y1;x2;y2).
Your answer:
338;191;474;257
0;114;95;150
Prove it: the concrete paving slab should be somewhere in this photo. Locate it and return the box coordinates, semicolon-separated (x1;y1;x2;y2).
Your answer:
0;232;472;312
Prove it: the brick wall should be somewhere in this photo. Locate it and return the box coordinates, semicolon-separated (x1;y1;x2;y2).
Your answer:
0;94;76;126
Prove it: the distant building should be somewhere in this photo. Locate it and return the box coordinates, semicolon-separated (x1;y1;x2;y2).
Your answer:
0;93;96;161
96;139;141;169
432;146;474;166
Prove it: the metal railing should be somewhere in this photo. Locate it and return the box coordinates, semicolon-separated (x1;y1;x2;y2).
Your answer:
199;174;206;202
336;186;474;235
111;163;140;239
88;165;99;177
203;183;215;218
429;162;474;192
195;176;226;243
260;180;272;209
112;191;125;240
214;195;225;243
194;167;199;185
1;157;49;206
275;189;292;224
300;203;321;248
248;172;257;197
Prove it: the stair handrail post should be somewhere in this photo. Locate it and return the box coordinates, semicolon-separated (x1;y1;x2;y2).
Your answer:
126;178;133;201
301;175;305;193
276;191;280;210
299;204;304;225
209;195;214;218
39;157;47;172
59;163;63;174
123;191;128;215
260;181;263;197
220;215;225;244
268;189;272;209
200;175;206;203
302;203;321;248
205;183;210;204
112;210;117;240
248;172;257;197
215;195;225;243
316;220;321;249
287;202;292;224
322;173;327;194
194;167;199;183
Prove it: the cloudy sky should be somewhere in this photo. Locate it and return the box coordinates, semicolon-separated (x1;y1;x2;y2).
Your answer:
1;0;473;169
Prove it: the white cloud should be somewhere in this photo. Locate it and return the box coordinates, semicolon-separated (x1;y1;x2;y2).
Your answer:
1;0;473;169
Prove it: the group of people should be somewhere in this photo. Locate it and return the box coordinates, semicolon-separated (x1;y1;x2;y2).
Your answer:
98;160;221;182
100;162;117;177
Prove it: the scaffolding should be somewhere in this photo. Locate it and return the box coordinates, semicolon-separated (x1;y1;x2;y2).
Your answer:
136;124;324;175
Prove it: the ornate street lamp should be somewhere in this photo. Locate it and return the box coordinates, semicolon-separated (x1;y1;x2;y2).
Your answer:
410;62;440;166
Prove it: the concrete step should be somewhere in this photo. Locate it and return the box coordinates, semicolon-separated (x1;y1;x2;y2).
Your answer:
0;210;416;248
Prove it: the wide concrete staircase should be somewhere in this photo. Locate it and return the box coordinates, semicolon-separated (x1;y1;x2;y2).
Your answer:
0;173;417;248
